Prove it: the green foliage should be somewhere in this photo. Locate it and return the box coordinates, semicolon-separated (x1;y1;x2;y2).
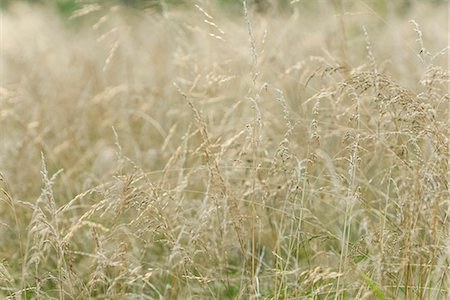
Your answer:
359;271;387;300
55;0;78;16
0;0;447;15
223;284;239;298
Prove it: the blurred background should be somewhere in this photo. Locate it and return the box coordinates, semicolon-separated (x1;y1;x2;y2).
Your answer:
0;0;448;16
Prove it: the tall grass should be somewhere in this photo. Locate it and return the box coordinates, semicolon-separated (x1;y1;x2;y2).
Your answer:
0;1;448;299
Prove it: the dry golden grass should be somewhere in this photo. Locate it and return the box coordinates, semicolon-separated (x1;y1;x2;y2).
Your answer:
0;1;449;299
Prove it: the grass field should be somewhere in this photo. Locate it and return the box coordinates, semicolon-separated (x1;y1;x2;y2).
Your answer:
0;0;449;299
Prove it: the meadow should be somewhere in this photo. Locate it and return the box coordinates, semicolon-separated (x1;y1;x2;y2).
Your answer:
0;0;449;298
